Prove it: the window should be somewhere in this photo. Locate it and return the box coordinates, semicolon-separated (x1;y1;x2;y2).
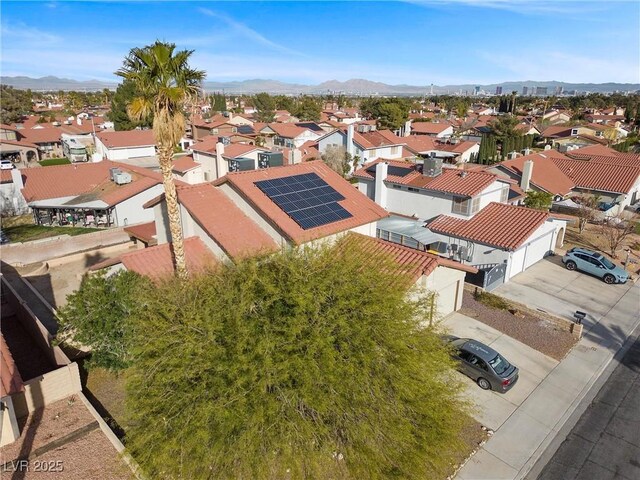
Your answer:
408;187;419;192
452;197;470;215
500;186;509;203
391;146;399;155
369;148;377;157
392;185;402;189
470;197;481;214
571;128;578;136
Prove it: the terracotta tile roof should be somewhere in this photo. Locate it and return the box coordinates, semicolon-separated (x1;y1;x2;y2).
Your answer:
403;135;437;153
1;171;13;183
222;143;267;159
410;122;452;135
262;123;311;139
347;233;476;283
218;160;388;245
1;333;24;397
96;130;155;148
0;123;19;132
540;125;571;138
172;155;200;173
190;135;218;154
0;138;39;149
551;158;640;194
499;153;575;196
429;202;550;251
19;161;165;206
438;140;478;154
177;183;279;258
20;127;64;143
121;237;216;281
124;221;157;245
358;130;405;148
354;159;499;197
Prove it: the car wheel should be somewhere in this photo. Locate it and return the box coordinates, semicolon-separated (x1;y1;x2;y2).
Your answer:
603;274;616;284
565;260;577;271
477;377;491;390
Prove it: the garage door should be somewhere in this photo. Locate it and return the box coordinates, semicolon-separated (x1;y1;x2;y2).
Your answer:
523;231;554;270
508;247;527;280
437;280;459;317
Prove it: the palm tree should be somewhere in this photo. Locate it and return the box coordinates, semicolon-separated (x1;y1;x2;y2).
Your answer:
115;41;205;279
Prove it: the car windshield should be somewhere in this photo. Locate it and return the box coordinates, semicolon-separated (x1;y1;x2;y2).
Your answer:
599;256;615;269
488;354;511;375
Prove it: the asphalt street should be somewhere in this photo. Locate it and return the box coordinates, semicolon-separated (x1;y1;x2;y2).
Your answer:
537;334;640;480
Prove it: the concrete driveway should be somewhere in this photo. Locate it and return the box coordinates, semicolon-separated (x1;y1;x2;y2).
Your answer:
494;255;635;332
442;312;559;431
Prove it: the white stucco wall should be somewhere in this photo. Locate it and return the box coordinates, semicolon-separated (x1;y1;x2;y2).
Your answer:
112;184;164;227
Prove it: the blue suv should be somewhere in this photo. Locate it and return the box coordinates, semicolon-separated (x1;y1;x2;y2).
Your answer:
562;247;628;284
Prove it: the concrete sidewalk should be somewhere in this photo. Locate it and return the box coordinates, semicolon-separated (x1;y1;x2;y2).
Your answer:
456;282;640;480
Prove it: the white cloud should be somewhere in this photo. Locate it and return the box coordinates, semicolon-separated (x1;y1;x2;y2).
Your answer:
0;23;61;44
197;8;306;57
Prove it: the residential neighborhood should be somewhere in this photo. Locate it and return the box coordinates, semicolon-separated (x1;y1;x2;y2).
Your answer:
1;1;639;479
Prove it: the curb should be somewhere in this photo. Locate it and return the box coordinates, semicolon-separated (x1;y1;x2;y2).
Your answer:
520;320;640;480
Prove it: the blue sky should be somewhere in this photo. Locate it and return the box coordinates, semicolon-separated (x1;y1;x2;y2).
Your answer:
1;0;639;85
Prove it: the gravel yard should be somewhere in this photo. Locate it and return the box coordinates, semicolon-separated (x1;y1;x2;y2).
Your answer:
459;290;578;361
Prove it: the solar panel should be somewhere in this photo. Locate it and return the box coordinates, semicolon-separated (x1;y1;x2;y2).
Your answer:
254;172;353;230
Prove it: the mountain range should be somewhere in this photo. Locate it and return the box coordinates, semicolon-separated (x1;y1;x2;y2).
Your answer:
2;76;639;95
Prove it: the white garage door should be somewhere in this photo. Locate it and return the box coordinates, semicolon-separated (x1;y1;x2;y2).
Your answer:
437;280;459;318
508;247;527;280
523;231;554;270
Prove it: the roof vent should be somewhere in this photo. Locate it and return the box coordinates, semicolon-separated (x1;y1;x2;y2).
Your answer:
109;167;123;181
52;121;61;127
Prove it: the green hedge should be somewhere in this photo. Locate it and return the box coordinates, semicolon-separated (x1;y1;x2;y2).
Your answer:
40;158;71;166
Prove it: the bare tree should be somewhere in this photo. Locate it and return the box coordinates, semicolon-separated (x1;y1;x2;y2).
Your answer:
600;211;635;258
574;194;599;233
322;144;349;176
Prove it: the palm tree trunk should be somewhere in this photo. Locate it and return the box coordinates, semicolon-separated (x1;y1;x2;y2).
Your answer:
158;144;188;279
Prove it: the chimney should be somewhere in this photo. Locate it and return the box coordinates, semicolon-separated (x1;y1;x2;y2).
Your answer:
77;117;82;126
374;161;388;209
215;142;228;178
521;159;533;191
289;148;302;165
523;147;531;156
403;120;411;137
10;168;24;190
347;124;355;157
228;112;233;120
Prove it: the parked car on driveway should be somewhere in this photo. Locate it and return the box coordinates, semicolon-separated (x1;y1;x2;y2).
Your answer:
562;247;628;284
1;159;15;170
445;336;519;393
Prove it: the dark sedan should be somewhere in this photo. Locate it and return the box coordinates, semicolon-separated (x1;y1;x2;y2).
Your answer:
446;337;519;393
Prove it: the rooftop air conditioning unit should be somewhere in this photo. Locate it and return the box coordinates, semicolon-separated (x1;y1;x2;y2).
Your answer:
114;172;132;185
109;167;122;181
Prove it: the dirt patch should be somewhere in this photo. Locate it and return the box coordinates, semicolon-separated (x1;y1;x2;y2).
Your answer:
445;417;490;480
460;290;577;361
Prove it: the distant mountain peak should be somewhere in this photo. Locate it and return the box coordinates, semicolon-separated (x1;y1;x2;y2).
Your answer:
1;75;638;94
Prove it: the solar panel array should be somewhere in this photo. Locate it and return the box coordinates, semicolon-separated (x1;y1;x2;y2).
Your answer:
254;173;353;230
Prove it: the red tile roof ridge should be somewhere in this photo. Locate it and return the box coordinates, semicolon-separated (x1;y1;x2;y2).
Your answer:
428;202;549;251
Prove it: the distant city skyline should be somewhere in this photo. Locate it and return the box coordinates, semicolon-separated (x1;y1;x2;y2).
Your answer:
1;1;639;85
